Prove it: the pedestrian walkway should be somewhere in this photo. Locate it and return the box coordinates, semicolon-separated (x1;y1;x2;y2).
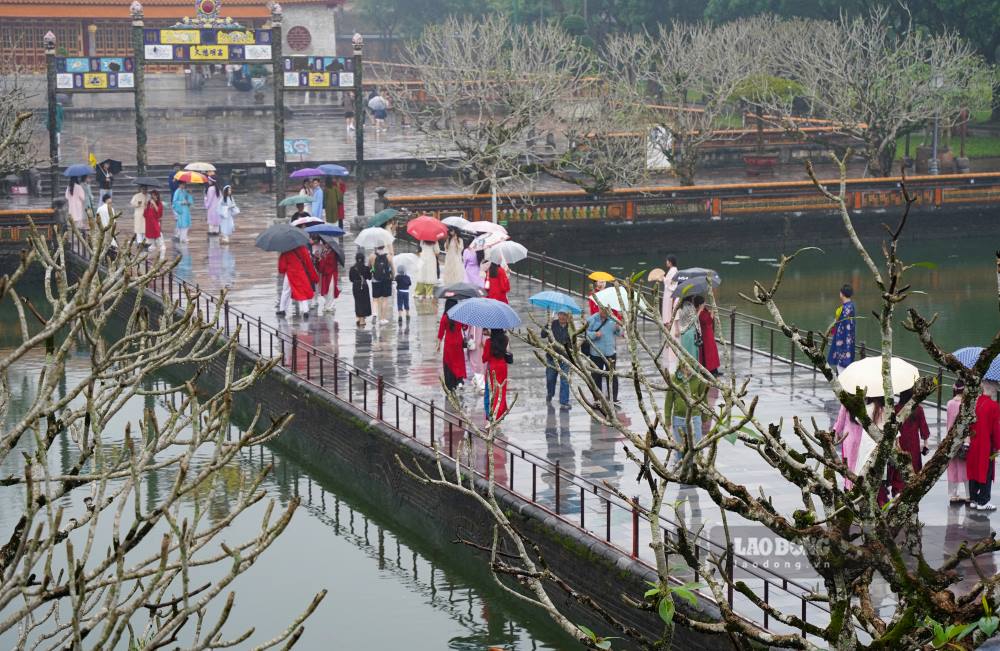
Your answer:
135;185;990;611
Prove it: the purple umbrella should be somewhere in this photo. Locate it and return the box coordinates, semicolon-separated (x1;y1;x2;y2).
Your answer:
289;167;324;179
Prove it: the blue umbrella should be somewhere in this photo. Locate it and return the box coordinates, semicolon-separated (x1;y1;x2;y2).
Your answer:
305;223;346;237
289;167;324;179
448;298;521;330
529;290;581;315
63;164;95;177
952;346;1000;381
318;164;350;177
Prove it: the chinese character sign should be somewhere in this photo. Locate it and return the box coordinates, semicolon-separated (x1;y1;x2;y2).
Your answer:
143;28;271;62
56;57;135;92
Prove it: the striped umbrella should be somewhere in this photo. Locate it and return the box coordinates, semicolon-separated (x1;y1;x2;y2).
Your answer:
172;170;209;184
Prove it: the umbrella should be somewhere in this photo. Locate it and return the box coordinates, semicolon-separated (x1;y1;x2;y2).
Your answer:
588;270;615;282
255;223;310;253
99;159;123;174
647;268;666;282
952;347;1000;381
442;216;473;230
393;252;422;275
279;195;311;207
672;275;717;299
368;208;399;228
470;231;508;251
63;164;95;177
184;162;216;173
173;170;209;184
318;236;345;266
289;167;324;179
292;216;324;227
594;286;644;313
318;163;350;177
368;95;387;111
435;283;486;300
529;290;581;315
406;215;448;241
676;267;722;286
466;221;507;235
131;176;163;188
305;223;345;237
838;356;920;398
355;227;395;249
486;241;528;265
448;298;521;329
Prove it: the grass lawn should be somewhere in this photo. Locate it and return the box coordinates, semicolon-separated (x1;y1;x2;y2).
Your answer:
896;134;1000;159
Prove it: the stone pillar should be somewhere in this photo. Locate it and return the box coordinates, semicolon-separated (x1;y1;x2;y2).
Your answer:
270;3;287;216
352;33;366;226
373;186;387;212
44;31;58;202
130;1;148;175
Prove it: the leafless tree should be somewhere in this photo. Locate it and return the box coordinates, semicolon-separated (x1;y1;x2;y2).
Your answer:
0;75;36;178
604;18;772;187
387;16;644;219
0;217;324;648
400;155;1000;649
762;8;993;177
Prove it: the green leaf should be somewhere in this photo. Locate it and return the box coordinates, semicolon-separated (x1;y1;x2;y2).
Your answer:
577;625;597;641
672;586;700;606
644;587;660;598
979;615;998;637
956;622;978;640
983;595;993;617
912;261;939;270
596;641;612;650
629;270;645;283
658;596;675;624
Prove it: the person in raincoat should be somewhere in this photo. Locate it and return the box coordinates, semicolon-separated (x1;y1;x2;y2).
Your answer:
129;185;148;244
827;284;856;374
218;185;238;244
204;178;222;235
171;182;193;243
65;177;87;231
277;244;319;318
966;382;1000;511
436;298;467;392
482;328;510;420
144;190;165;260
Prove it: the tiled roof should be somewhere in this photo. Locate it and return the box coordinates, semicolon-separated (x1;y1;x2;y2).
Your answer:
1;0;337;18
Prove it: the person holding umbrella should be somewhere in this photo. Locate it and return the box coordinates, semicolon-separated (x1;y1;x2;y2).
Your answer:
587;303;622;407
368;244;395;326
827;284;856;374
65;176;87;231
415;240;439;299
218;185;238;244
966;381;1000;511
277;240;319;319
144;189;165;260
171;182;193;243
442;229;465;285
485;262;510;304
204;177;222;236
310;178;324;221
437;298;467;393
463;241;483;287
313;237;339;313
168;163;182;199
129;184;148;245
290;202;312;222
665;296;705;457
482;328;511;420
660;255;679;325
323;176;343;227
693;295;720;376
888;388;931;498
542;310;573;409
95;159;116;198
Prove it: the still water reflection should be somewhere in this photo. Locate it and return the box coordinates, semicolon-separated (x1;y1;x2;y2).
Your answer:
0;342;573;649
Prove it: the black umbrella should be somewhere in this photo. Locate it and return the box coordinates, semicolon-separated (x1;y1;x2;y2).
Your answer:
99;159;123;174
675;267;721;286
672;275;717;299
434;282;486;300
255;223;310;253
131;176;163;188
318;235;345;267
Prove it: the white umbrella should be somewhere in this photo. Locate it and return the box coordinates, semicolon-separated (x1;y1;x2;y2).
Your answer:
486;240;528;265
184;162;216;173
355;227;395;250
593;286;645;313
470;231;508;251
442;216;473;230
368;96;387;111
291;216;323;227
393;252;422;275
466;221;508;236
837;356;920;398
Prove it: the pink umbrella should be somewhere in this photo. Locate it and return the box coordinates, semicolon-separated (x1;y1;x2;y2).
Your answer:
406;215;448;241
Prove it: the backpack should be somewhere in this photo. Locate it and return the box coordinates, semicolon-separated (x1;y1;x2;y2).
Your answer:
373;253;392;282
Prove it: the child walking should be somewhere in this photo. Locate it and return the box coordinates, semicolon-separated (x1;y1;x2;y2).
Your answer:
395;265;411;323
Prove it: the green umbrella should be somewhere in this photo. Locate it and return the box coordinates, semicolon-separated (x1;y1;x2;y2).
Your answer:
368;208;399;228
279;195;311;208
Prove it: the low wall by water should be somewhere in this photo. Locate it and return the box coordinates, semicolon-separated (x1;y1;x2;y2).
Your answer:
62;253;732;650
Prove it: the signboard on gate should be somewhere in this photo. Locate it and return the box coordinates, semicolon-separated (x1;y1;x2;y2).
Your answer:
56;57;135;92
283;139;310;155
282;56;355;89
143;28;271;63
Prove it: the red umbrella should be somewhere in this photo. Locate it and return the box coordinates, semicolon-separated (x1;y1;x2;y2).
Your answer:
406;215;448;242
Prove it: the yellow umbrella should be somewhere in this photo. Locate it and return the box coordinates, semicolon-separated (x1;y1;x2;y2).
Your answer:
173;170;209;184
588;270;615;282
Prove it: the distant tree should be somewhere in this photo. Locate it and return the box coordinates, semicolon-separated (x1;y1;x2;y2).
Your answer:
0;77;35;178
762;8;993;176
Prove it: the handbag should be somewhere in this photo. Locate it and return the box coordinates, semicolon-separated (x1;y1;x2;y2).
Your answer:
504;351;514;364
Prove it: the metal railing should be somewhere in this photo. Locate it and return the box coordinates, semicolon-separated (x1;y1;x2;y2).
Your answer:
67;234;834;639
